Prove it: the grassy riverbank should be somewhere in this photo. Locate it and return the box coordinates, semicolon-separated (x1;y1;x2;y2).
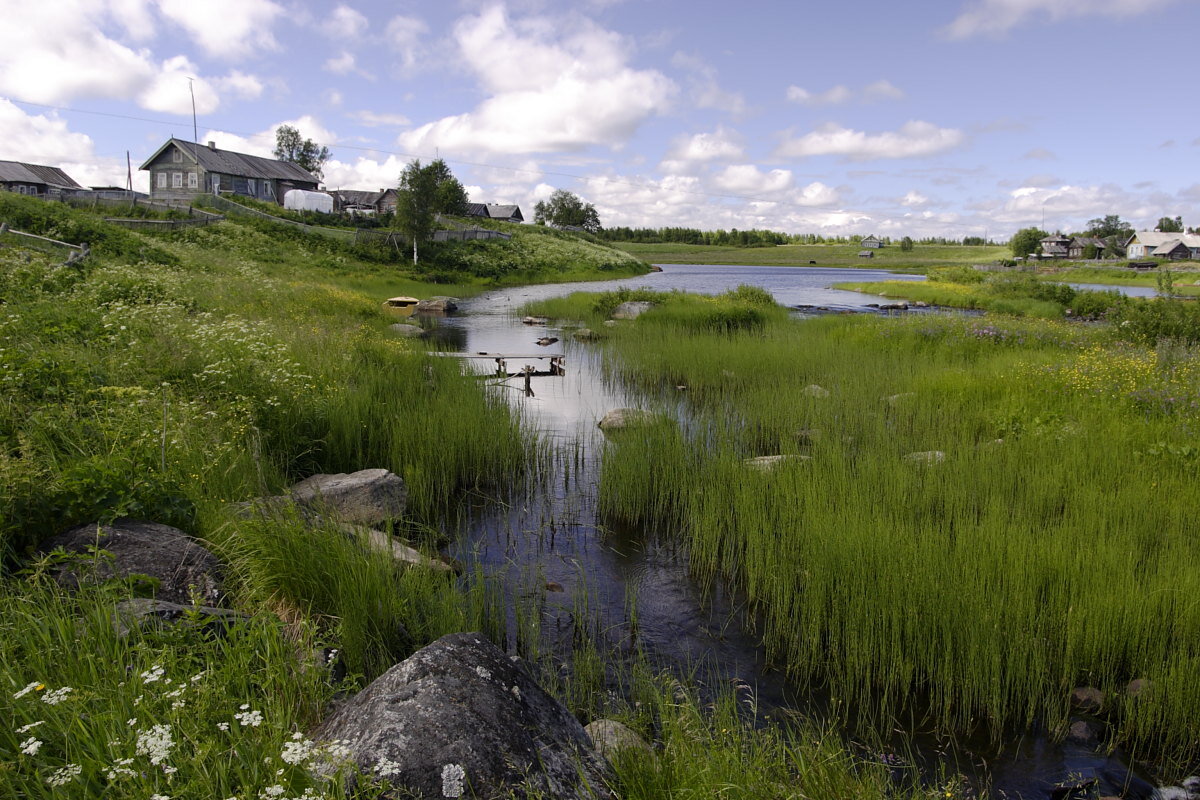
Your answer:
612;241;1008;269
525;288;1200;777
0;195;928;798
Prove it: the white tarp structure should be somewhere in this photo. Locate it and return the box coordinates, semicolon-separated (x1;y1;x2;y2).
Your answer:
283;189;333;213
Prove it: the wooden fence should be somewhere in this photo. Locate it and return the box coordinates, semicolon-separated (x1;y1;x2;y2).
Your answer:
0;222;89;264
432;228;511;242
102;216;222;232
197;195;356;242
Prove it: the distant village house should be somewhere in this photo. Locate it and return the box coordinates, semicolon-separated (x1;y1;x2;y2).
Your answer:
464;203;524;223
860;234;883;249
1035;234;1107;260
0;160;83;197
1125;231;1200;260
328;189;398;216
139;138;319;204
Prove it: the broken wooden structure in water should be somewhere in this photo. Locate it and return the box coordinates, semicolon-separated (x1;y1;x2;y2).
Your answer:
431;351;565;398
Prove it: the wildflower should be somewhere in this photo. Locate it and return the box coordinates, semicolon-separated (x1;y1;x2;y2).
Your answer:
375;757;403;777
42;686;73;705
13;681;44;699
150;795;170;800
441;763;466;798
140;665;165;684
128;718;138;726
259;786;285;799
281;734;316;765
16;720;45;734
217;722;230;732
190;671;206;683
45;763;82;787
234;707;264;727
19;736;42;755
136;723;175;765
105;758;136;780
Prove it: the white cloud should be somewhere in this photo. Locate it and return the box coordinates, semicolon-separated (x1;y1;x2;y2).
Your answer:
943;0;1179;39
138;56;219;114
349;110;411;128
325;52;357;75
215;71;265;100
671;52;746;115
787;80;904;106
786;84;852;106
322;5;369;39
775;121;967;161
664;128;744;165
714;164;793;196
900;190;930;207
203;116;337;161
385;15;429;69
399;6;675;156
0;99;132;189
322;155;408;191
157;0;284;59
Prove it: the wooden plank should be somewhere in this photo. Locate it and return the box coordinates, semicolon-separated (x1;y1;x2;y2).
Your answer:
430;352;564;359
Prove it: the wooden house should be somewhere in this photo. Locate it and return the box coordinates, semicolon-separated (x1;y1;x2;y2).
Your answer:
857;250;874;259
1067;236;1107;259
139;138;319;204
329;189;398;215
1126;231;1200;260
860;234;883;248
1038;234;1071;259
0;160;83;197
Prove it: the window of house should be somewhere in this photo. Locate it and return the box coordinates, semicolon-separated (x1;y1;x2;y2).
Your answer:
187;172;198;189
172;148;182;163
264;181;274;199
157;172;167;189
172;172;182;188
247;178;256;195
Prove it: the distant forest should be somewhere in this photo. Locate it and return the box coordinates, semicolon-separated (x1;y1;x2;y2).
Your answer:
597;226;993;247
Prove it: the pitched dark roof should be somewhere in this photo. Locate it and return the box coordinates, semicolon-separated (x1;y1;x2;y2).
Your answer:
332;189;384;206
0;160;83;189
487;204;522;220
138;138;318;183
464;203;489;217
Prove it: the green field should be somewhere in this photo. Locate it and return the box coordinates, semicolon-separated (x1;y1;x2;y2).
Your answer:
612;241;1010;269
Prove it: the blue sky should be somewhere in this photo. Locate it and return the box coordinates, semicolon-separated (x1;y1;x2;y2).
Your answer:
2;0;1198;238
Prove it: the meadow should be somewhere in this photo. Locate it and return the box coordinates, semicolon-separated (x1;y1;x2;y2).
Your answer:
0;195;937;799
612;241;1010;269
524;286;1200;778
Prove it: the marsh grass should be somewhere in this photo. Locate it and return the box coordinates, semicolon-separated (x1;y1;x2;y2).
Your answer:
587;305;1200;767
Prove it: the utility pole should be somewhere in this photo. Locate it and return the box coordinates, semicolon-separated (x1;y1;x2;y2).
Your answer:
187;78;198;142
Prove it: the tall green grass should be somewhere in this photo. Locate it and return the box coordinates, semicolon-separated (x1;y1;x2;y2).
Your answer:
589;306;1200;769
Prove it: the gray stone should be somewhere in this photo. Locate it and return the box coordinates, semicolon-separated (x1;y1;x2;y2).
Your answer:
314;632;613;800
389;323;425;338
904;450;946;465
1070;686;1105;714
1066;720;1103;746
598;408;658;432
802;384;830;398
1152;787;1191;800
113;598;247;637
610;301;654;320
342;524;454;573
1126;678;1153;697
39;519;223;605
584;719;652;761
602;320;618;327
522;316;548;325
415;296;458;314
290;469;408;527
743;454;812;472
574;328;600;341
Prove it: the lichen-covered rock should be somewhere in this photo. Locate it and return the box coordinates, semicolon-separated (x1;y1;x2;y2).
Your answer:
290;469;408;526
1070;686;1105;714
574;328;600;341
389;323;425;338
314;632;613;799
803;384;830;398
598;408;658;432
39;519;223;605
743;454;811;472
610;301;654;320
584;719;652;760
415;297;458;314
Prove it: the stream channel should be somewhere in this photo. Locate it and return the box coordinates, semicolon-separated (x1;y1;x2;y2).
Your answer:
418;264;1157;799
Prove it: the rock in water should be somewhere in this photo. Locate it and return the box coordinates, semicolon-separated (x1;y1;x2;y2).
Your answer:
290;469;408;527
39;519;223;605
597;408;657;432
743;455;811;472
610;301;654;320
314;632;613;799
415;297;459;314
584;719;652;760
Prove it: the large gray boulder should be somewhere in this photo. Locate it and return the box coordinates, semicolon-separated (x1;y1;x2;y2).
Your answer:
290;469;408;527
38;519;223;605
584;719;652;761
113;598;247;637
598;408;657;432
415;296;458;314
314;632;612;799
610;301;654;320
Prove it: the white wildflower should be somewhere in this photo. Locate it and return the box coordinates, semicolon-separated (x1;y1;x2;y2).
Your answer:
16;720;45;734
105;758;136;781
45;763;82;787
190;671;207;683
259;785;285;799
375;757;403;777
140;665;166;684
18;736;41;755
441;763;466;798
234;708;264;727
281;735;316;765
42;686;73;705
127;718;138;726
136;723;175;765
217;722;230;732
163;765;178;775
13;681;43;699
150;794;170;800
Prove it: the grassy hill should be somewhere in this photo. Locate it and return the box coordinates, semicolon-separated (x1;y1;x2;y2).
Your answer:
613;240;1009;270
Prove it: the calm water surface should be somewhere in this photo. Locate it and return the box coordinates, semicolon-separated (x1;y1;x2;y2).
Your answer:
423;264;1153;799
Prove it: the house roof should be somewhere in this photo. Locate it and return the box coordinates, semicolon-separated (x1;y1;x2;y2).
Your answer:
464;203;489;217
1069;236;1107;248
138;138;318;183
861;234;880;241
487;204;522;219
0;160;83;189
1126;231;1200;249
332;189;385;206
1151;240;1192;256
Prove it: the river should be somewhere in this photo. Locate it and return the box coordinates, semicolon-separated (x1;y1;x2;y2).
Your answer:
421;264;1156;799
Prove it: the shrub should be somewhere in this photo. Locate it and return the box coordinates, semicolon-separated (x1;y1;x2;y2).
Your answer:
928;266;987;285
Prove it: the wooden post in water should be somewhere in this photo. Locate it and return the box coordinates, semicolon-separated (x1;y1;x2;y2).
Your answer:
523;365;535;397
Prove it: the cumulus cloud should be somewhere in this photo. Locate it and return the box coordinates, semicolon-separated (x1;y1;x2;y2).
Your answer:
713;164;794;196
0;99;132;188
900;190;930;207
787;80;904;105
157;0;284;59
398;6;675;155
325;52;357;75
775;121;967;161
664;128;745;165
942;0;1180;39
322;4;369;39
671;52;746;115
349;110;411;128
203;116;337;161
385;15;429;69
